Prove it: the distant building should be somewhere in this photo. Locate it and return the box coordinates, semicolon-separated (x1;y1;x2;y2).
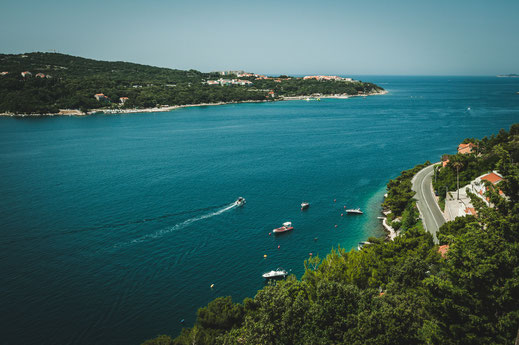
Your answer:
235;79;253;86
35;73;46;78
0;72;8;76
268;91;275;97
119;97;129;104
206;80;220;85
303;75;352;81
458;142;476;154
94;93;108;101
216;70;245;76
21;71;32;77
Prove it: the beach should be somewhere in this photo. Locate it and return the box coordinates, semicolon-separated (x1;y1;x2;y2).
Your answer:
0;90;388;117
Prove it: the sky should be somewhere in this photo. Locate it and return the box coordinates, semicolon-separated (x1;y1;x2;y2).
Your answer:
1;0;518;75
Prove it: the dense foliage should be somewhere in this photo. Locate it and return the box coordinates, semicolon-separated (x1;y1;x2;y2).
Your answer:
143;125;518;345
0;53;383;114
382;162;430;232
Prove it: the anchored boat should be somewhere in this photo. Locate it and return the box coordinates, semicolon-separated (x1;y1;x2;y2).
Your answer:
262;268;288;279
346;208;363;214
273;221;293;233
301;202;310;210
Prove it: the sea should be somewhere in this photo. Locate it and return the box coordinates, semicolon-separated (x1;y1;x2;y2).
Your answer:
0;76;518;345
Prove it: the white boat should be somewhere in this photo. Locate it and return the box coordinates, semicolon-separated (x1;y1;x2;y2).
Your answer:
234;197;246;206
273;221;293;233
357;241;371;251
301;202;310;210
262;268;288;279
346;208;363;214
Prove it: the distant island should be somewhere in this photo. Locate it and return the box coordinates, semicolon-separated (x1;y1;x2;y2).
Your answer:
0;53;386;116
497;73;519;77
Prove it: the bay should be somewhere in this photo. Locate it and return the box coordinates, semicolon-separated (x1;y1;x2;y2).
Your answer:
0;76;518;344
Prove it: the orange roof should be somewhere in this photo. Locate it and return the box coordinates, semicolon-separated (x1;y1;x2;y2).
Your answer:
458;143;476;149
95;93;105;96
438;245;450;258
481;172;502;184
465;207;477;216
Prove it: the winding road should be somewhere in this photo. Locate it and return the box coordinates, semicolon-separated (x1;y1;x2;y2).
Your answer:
412;164;445;243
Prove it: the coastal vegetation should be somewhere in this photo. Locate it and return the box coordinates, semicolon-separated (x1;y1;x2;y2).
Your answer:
143;124;519;345
0;53;384;114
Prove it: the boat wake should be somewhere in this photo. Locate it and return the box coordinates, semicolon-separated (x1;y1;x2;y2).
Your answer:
115;203;237;248
0;203;230;246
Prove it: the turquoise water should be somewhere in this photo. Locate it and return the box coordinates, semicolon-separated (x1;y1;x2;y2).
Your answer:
0;76;518;344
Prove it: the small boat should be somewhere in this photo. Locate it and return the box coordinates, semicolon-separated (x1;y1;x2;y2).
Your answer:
262;268;288;279
301;202;310;210
357;241;371;251
346;208;363;214
273;221;293;233
234;197;246;207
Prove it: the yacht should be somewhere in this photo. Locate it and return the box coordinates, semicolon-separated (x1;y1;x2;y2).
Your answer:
346;208;363;214
301;202;310;210
262;268;288;279
273;221;293;233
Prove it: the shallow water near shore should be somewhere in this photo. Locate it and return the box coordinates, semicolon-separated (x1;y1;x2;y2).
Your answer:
1;76;518;344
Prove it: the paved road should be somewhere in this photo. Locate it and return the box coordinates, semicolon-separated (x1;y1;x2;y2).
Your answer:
412;164;446;243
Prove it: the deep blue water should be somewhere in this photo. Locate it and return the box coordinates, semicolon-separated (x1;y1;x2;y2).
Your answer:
0;76;518;345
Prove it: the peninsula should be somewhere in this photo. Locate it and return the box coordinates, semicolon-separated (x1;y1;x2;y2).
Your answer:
0;53;385;116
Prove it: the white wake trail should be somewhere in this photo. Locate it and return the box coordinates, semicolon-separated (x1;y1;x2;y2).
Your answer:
115;203;236;248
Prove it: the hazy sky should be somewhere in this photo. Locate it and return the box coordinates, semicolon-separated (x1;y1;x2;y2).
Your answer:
1;0;518;75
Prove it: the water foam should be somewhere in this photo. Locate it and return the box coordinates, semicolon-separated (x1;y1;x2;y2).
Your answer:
115;203;237;247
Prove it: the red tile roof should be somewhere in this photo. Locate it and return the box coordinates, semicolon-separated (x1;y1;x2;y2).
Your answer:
465;207;477;216
438;245;450;258
481;172;502;184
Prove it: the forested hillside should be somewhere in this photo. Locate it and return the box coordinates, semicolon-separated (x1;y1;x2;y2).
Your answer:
0;53;383;114
143;124;519;345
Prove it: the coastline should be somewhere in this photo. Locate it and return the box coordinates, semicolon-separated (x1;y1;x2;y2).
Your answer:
0;90;388;117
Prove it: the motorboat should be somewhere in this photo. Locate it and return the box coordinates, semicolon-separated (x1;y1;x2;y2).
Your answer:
301;202;310;210
234;197;246;207
262;268;288;279
346;208;363;214
273;221;293;233
357;241;371;251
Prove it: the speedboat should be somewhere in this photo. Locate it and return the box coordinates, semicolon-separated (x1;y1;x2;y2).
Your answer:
301;202;310;210
346;208;363;214
273;221;293;233
262;268;288;279
234;197;246;207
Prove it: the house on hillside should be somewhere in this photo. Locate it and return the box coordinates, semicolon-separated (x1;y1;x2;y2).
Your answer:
94;93;108;101
119;97;129;104
21;71;32;78
472;171;504;204
0;72;8;76
35;73;46;78
458;142;476;154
